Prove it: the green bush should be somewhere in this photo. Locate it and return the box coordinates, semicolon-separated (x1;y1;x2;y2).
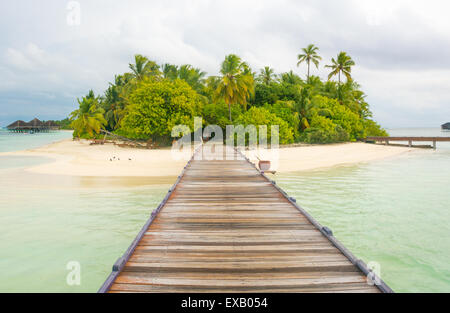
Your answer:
362;119;389;137
234;107;294;145
118;79;202;141
302;115;349;143
202;101;242;130
70;91;107;139
308;95;362;141
263;101;300;140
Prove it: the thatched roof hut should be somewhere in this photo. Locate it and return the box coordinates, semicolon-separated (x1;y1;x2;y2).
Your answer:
43;120;57;127
7;120;28;129
28;118;43;127
6;118;59;131
442;122;450;130
43;120;60;130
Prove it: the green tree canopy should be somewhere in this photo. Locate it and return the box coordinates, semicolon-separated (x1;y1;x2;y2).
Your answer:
162;63;179;80
258;66;276;85
129;54;161;82
70;91;107;138
67;52;387;145
325;52;355;85
235;107;294;145
177;64;206;93
215;54;255;121
280;70;303;85
263;100;300;140
297;44;322;80
119;79;202;142
101;74;132;130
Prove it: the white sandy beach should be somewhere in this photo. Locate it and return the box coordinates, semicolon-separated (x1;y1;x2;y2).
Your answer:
0;139;420;177
245;142;420;173
1;139;187;177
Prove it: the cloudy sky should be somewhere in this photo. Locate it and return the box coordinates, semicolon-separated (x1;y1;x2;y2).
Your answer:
1;0;449;128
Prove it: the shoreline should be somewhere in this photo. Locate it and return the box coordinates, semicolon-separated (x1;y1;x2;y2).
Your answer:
0;139;422;177
244;141;422;173
0;139;187;177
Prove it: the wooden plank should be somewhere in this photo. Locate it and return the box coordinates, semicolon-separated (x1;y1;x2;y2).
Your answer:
366;136;450;141
122;261;359;273
117;270;363;280
104;145;385;293
114;276;367;287
109;282;379;293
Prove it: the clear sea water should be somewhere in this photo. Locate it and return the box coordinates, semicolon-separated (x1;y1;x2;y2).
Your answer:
0;128;449;292
276;128;450;292
0;129;73;153
0;129;171;292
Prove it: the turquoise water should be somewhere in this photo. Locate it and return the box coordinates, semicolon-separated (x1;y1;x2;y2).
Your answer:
0;128;449;292
0;166;172;292
0;131;173;292
275;128;450;292
0;129;73;152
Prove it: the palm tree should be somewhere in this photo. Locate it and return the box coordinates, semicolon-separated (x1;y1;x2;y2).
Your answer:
280;70;302;85
162;63;178;80
102;74;134;130
297;44;322;80
295;87;313;130
103;85;120;130
205;76;221;99
215;54;255;121
129;54;161;81
258;66;275;85
178;64;206;92
70;91;107;138
325;52;355;85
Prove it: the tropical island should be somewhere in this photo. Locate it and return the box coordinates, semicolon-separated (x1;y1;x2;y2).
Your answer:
68;45;387;145
2;46;414;178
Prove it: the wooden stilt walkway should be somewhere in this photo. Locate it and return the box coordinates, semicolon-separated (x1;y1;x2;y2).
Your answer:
366;136;450;149
99;145;392;293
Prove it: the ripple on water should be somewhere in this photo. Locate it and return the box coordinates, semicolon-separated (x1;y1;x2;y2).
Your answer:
276;143;450;292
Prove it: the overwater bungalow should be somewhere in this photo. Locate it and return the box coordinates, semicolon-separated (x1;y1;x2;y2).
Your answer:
6;118;59;133
442;122;450;130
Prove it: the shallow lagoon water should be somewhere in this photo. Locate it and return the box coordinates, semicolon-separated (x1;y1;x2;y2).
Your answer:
275;128;450;292
0;129;73;152
0;128;449;292
0;130;173;292
0;169;172;292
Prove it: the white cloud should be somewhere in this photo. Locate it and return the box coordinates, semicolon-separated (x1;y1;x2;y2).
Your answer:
5;46;35;71
0;0;450;127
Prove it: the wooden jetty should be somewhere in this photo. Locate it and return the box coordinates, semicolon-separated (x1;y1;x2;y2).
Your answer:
99;145;392;293
6;118;59;133
366;136;450;149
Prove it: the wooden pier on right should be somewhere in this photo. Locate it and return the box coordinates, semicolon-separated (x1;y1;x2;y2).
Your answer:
365;136;450;149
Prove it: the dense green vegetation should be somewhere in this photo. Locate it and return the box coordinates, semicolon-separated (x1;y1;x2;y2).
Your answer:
49;118;72;130
70;90;107;138
69;46;387;144
118;79;202;143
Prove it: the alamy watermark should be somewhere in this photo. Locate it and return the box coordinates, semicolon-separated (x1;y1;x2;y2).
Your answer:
67;1;81;26
366;261;382;286
170;117;280;169
66;261;81;286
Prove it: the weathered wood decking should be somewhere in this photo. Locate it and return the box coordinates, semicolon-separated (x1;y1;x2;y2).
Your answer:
99;145;392;293
366;136;450;149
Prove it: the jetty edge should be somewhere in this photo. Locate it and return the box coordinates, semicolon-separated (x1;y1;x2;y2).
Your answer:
366;136;450;149
98;144;393;293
